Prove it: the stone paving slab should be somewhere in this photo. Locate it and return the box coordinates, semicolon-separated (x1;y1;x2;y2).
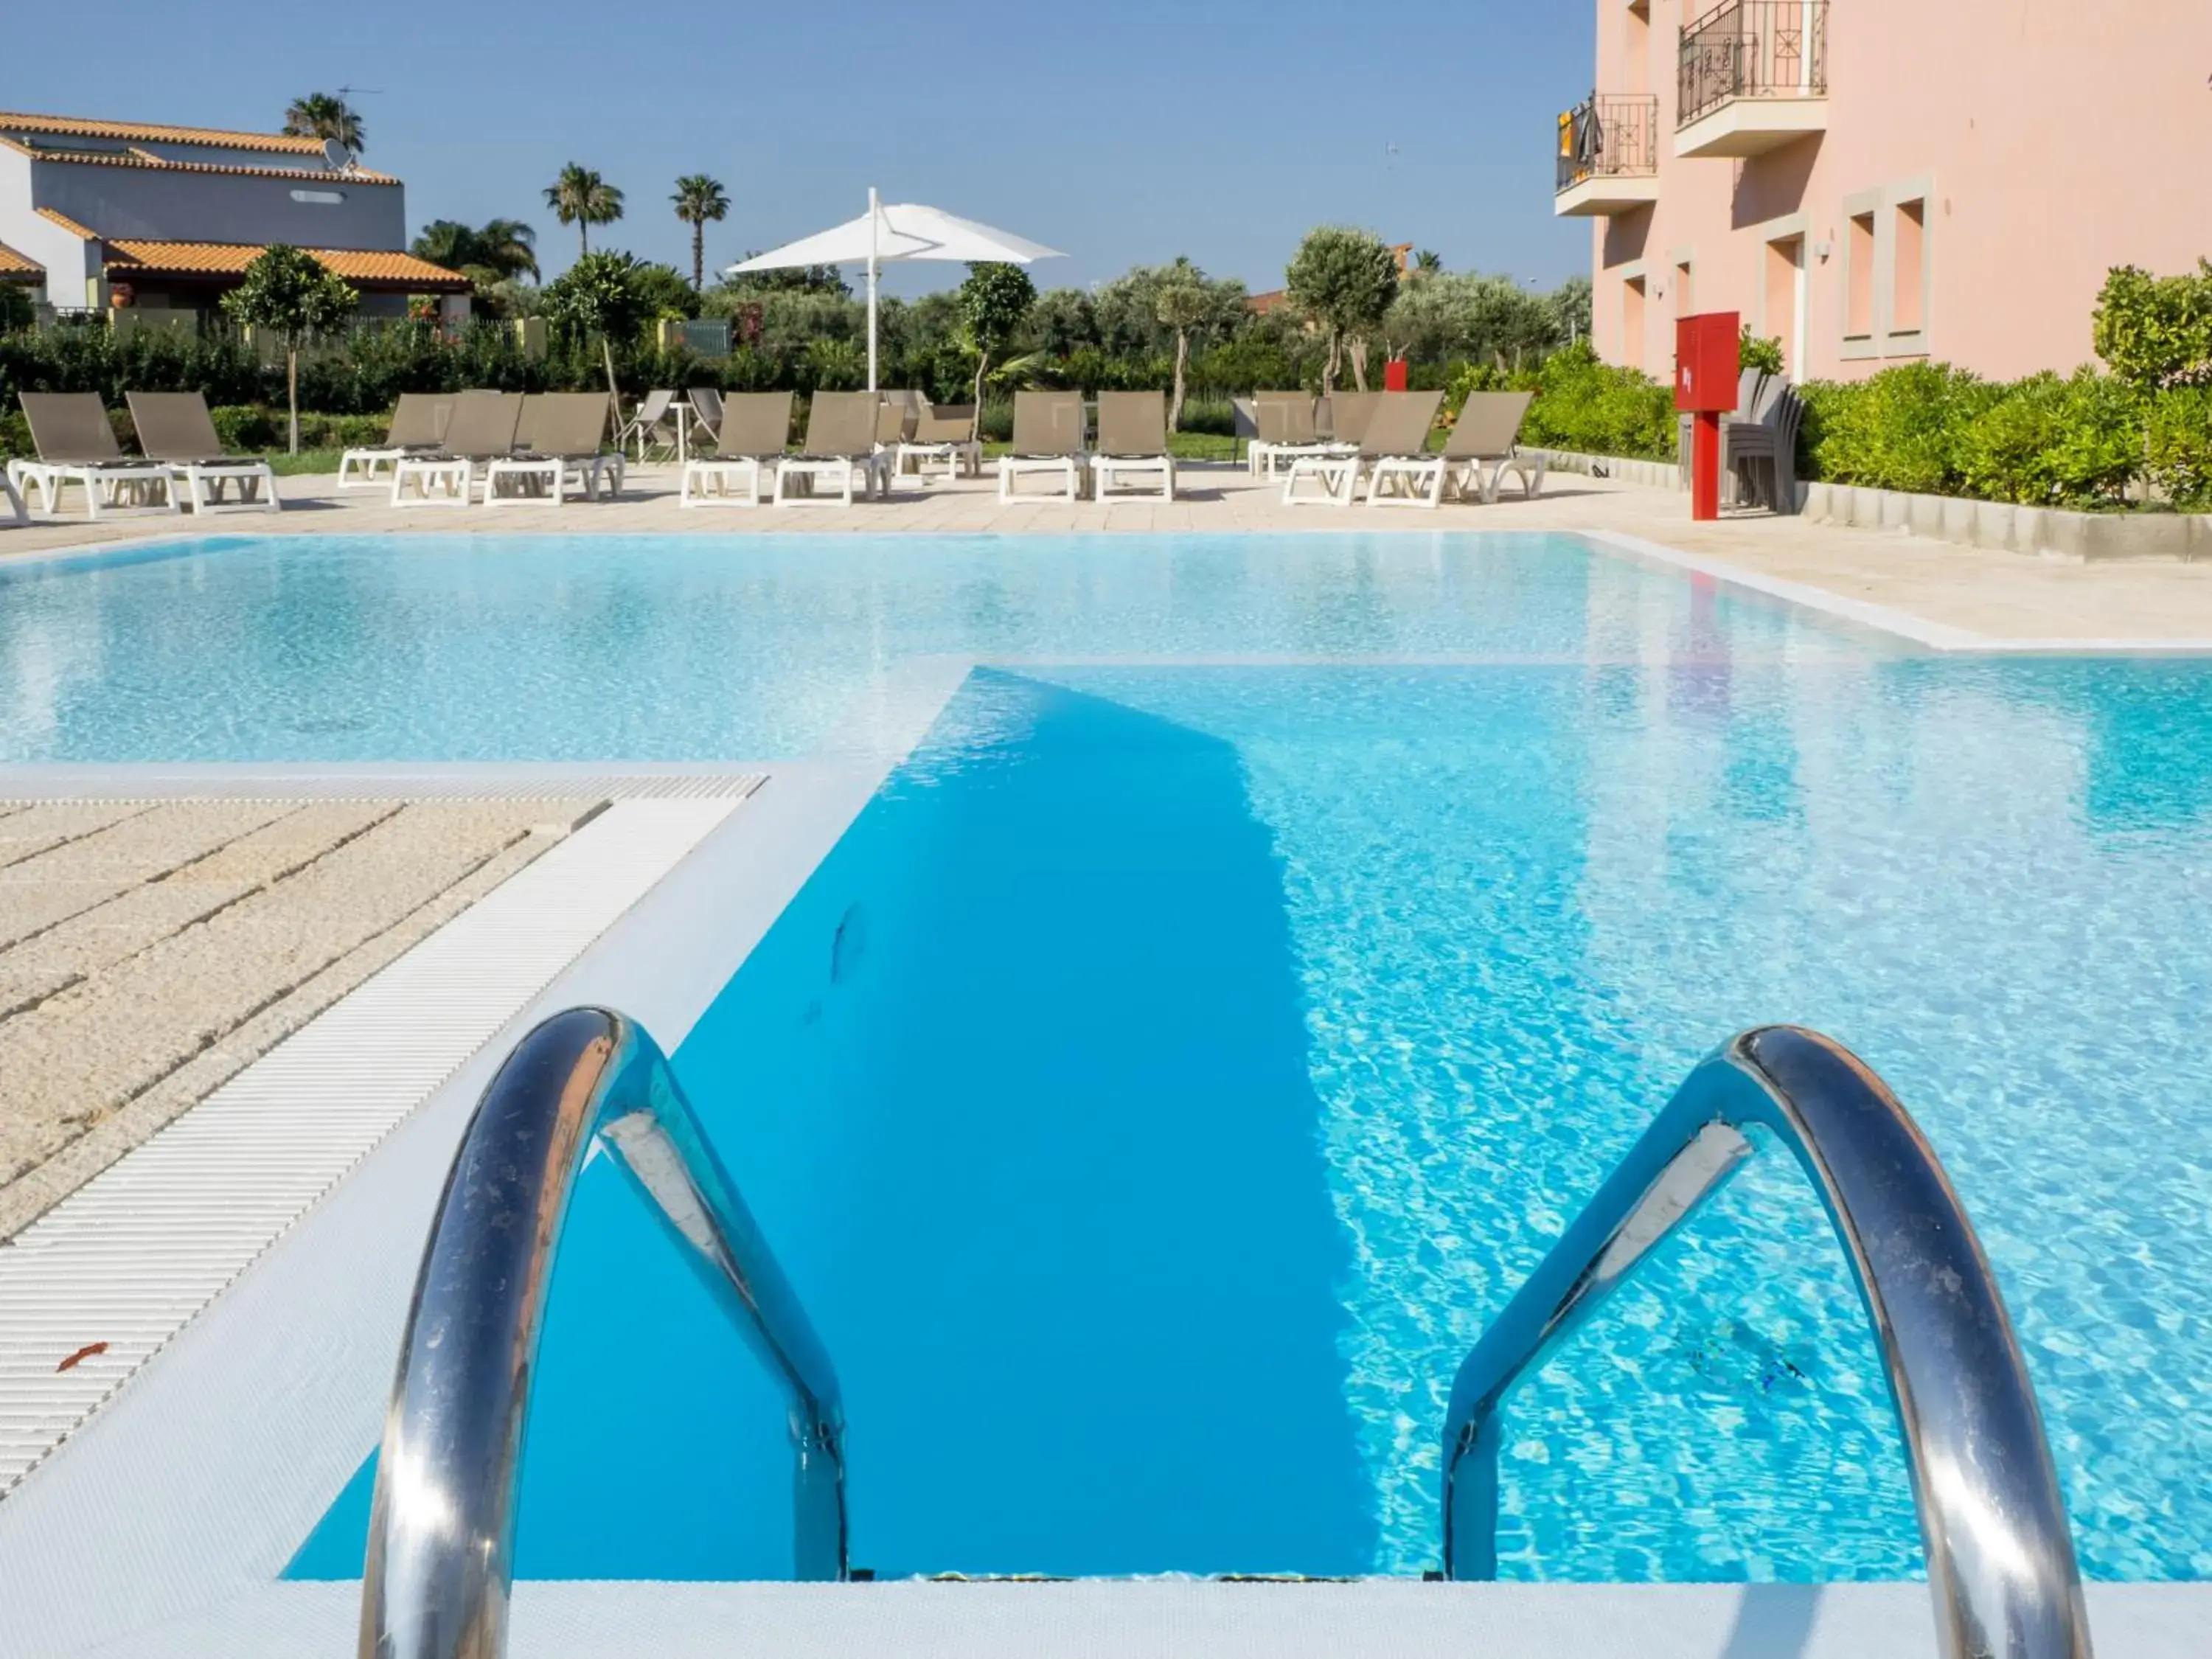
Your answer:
0;800;295;952
0;803;155;872
0;799;602;1225
0;802;400;1017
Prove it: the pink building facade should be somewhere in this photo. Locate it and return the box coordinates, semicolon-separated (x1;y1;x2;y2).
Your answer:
1564;1;2212;383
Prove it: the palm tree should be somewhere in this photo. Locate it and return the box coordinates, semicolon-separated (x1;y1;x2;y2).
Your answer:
282;93;364;155
671;175;730;291
543;164;624;257
411;219;540;308
473;218;540;282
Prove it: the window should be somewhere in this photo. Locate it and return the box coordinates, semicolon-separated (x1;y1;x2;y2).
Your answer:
289;189;346;204
1846;212;1876;338
1892;199;1927;336
1624;4;1650;94
1623;274;1647;370
1764;236;1804;376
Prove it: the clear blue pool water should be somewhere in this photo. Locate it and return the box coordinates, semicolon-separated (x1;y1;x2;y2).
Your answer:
57;534;2201;1585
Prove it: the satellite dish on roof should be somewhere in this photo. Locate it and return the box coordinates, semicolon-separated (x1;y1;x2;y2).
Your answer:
321;138;352;171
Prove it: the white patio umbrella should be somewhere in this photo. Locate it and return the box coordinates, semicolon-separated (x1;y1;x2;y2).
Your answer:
723;188;1065;392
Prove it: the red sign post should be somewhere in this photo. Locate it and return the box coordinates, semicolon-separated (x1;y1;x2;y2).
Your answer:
1674;311;1740;522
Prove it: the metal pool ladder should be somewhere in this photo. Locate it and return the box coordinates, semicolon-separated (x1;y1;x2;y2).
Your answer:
1440;1025;2093;1659
356;1008;847;1659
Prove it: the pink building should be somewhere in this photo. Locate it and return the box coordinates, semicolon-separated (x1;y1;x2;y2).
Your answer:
1562;1;2212;383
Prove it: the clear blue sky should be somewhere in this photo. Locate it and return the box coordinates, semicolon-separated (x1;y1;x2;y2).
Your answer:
4;0;1594;298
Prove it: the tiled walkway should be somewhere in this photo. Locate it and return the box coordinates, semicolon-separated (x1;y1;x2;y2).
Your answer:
4;462;2211;643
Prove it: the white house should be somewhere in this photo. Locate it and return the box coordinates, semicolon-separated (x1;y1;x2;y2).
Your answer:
0;108;468;321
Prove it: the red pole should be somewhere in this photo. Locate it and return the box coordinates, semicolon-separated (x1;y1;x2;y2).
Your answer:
1691;409;1722;521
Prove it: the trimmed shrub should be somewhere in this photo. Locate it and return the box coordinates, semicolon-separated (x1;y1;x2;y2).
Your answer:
1518;340;1675;460
2093;262;2212;391
2146;384;2212;509
1955;369;2144;508
1799;363;2000;495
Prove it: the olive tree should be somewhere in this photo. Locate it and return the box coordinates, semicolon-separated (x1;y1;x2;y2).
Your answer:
1284;226;1399;393
219;246;358;453
1155;277;1210;432
543;250;653;418
957;262;1036;439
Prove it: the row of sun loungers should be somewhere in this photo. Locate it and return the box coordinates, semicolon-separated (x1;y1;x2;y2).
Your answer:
7;392;279;520
4;386;1545;522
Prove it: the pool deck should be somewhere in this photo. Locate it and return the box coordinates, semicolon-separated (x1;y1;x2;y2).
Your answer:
2;460;2211;647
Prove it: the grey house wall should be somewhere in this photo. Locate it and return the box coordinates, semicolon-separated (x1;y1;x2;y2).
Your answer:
30;161;407;250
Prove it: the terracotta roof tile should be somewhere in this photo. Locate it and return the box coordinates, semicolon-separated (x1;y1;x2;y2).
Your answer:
0;242;43;279
35;206;98;240
102;240;471;291
0;109;326;156
7;140;394;186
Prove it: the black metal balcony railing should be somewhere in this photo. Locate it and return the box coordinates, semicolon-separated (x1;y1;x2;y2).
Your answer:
1555;94;1660;194
1678;0;1829;128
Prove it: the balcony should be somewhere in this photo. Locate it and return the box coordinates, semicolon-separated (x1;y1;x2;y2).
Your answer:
1554;94;1661;217
1676;0;1828;159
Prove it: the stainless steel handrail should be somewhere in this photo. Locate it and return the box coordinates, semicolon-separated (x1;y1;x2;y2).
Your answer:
358;1007;847;1659
1440;1026;2092;1659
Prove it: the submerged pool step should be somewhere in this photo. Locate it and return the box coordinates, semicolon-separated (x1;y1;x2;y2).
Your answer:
68;1579;2198;1659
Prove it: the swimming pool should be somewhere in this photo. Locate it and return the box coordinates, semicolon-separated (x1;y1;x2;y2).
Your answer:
21;533;2204;1585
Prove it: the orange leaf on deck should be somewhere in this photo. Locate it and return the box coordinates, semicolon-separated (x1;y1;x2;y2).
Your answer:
56;1341;108;1373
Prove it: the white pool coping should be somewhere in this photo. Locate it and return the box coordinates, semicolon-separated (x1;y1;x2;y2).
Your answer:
0;534;2205;1655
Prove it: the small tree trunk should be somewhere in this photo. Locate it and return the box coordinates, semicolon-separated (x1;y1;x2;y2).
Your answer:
601;337;623;429
287;346;300;455
692;225;704;292
579;223;588;257
970;349;990;442
1349;336;1369;393
1322;332;1341;395
1169;329;1189;432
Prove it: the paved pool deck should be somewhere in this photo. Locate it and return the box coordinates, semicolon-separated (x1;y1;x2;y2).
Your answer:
5;460;2212;646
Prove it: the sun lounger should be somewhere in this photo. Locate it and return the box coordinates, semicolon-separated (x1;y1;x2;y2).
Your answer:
1;469;24;527
681;392;793;507
338;394;451;490
1090;390;1175;501
897;403;981;479
616;389;680;462
1283;389;1444;507
9;392;178;519
773;392;886;507
1318;391;1382;446
998;392;1088;502
1248;392;1345;480
125;391;280;514
483;393;620;504
1439;391;1545;504
687;386;724;446
389;391;524;507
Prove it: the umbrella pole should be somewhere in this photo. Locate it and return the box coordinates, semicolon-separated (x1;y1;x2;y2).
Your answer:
866;186;879;394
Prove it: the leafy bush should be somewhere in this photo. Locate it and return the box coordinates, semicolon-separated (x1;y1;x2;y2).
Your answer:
2093;262;2212;391
2144;384;2212;509
1799;362;2000;494
1955;369;2144;507
1738;329;1786;377
1518;340;1675;460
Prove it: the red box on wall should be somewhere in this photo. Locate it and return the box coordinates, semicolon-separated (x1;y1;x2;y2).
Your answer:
1674;311;1741;412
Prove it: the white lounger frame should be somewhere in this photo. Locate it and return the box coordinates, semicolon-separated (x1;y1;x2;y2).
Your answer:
1445;451;1549;504
481;453;622;507
998;453;1086;502
337;445;436;490
1362;454;1449;508
1;469;26;526
894;438;982;480
388;457;476;507
170;459;280;515
1279;453;1361;506
5;459;179;519
681;456;771;507
1250;439;1353;480
772;453;884;507
1091;453;1176;501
